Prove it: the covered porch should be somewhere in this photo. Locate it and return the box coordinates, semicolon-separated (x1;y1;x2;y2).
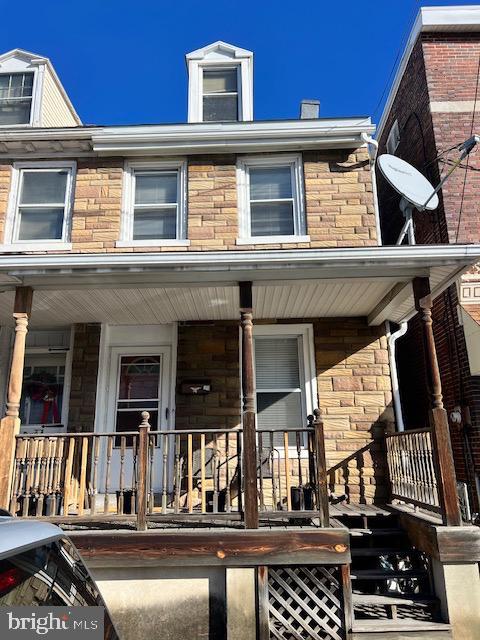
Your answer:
0;245;478;530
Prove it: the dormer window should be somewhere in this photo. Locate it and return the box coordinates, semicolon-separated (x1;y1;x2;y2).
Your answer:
0;72;34;125
187;41;253;123
203;68;238;122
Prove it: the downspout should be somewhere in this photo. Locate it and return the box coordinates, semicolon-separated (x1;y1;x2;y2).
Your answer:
361;132;383;245
386;320;408;432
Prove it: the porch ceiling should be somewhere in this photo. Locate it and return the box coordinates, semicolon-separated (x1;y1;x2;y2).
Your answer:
0;280;398;327
0;245;478;327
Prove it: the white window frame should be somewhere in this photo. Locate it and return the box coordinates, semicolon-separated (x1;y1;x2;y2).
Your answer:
0;71;36;127
252;324;318;455
188;58;253;123
0;161;75;251
386;119;401;155
117;159;189;248
236;154;309;245
201;65;241;122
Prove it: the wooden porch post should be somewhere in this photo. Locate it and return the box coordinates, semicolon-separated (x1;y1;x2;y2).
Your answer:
413;277;461;526
239;281;259;529
0;286;33;510
313;409;330;527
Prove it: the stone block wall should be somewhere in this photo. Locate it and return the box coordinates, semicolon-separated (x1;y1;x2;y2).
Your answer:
68;323;101;432
0;149;377;253
175;318;393;502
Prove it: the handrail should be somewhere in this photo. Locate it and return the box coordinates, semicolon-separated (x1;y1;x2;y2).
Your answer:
9;417;328;528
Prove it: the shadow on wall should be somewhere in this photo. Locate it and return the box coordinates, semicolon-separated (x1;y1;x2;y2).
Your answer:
313;317;395;505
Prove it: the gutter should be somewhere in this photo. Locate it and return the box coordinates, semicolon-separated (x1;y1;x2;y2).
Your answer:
386;320;408;432
361;133;382;245
0;244;479;271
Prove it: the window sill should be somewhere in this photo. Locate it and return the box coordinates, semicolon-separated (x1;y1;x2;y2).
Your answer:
115;239;191;248
236;235;310;245
0;242;73;252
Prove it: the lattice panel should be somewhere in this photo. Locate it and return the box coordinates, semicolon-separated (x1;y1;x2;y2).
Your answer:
266;566;345;640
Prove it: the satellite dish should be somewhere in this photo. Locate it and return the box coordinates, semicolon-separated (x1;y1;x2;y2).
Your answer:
378;154;439;210
377;154;439;245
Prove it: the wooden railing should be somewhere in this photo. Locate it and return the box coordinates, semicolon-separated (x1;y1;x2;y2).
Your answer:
8;414;329;528
385;427;441;515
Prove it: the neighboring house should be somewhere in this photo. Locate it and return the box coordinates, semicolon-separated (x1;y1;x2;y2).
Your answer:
376;5;480;518
0;41;479;639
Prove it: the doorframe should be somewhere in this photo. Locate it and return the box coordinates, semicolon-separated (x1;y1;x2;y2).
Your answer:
94;324;177;437
103;345;173;437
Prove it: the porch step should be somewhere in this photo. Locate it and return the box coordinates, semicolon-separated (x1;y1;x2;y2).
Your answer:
353;594;437;608
351;569;428;580
352;619;452;639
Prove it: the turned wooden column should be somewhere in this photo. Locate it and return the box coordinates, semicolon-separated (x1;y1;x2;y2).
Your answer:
239;281;259;529
413;277;461;526
0;286;33;509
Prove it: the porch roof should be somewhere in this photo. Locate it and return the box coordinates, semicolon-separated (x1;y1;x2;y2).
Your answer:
0;244;479;327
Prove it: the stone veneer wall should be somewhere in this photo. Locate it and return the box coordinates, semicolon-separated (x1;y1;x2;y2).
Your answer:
68;323;101;432
0;149;377;252
175;322;241;431
175;318;394;503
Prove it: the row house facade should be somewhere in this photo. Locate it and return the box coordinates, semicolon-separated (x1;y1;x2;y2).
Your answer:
376;4;480;519
0;39;479;639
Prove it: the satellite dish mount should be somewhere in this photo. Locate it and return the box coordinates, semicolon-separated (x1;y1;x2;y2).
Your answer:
377;135;479;245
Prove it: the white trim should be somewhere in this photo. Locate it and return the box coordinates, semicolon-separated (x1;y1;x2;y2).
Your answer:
0;244;479;271
377;6;480;140
0;243;73;252
186;41;253;123
253;323;318;455
119;159;187;244
115;240;191;248
236;235;310;246
2;160;76;248
0;49;81;125
0;67;38;128
237;153;306;241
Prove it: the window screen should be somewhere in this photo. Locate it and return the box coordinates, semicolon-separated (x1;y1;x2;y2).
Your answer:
15;169;69;241
203;68;238;122
133;171;178;240
0;72;33;125
249;166;295;236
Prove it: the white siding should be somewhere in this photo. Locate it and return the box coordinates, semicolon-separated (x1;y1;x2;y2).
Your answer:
40;67;78;127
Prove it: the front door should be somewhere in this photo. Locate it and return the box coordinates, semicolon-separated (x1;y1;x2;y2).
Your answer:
101;346;171;494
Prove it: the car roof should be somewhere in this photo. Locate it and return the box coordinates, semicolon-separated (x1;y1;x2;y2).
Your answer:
0;517;64;560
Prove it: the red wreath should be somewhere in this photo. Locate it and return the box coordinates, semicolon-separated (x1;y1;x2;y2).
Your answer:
27;380;61;424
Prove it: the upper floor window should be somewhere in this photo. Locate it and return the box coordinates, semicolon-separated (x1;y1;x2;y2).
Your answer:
386;120;400;155
202;68;238;122
117;160;188;247
186;41;253;123
0;72;34;125
237;155;308;244
1;162;75;250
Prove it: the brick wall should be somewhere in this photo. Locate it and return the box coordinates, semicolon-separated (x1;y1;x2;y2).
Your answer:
0;149;377;253
175;318;393;502
68;323;101;432
377;31;480;512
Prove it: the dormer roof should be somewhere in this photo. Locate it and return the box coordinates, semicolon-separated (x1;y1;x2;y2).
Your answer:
186;41;253;62
0;48;81;127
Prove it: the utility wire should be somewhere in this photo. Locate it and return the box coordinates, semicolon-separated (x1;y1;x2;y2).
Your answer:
372;1;421;121
455;51;480;243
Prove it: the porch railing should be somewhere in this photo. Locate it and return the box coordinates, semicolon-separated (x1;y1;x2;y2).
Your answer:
8;414;328;528
385;427;441;515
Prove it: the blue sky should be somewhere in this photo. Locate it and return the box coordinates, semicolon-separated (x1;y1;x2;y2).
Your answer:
0;0;476;126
